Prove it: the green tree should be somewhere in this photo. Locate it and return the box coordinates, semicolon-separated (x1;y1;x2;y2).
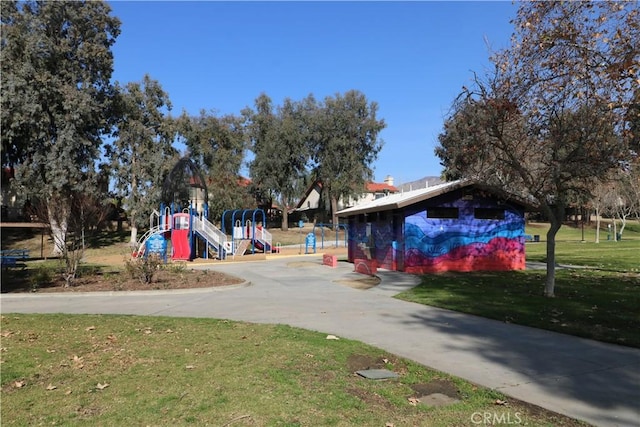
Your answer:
107;74;176;244
244;94;309;230
176;111;252;221
307;90;385;227
1;0;120;254
436;1;638;297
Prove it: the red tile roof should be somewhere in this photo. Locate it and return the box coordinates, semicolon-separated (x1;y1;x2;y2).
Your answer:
366;182;398;193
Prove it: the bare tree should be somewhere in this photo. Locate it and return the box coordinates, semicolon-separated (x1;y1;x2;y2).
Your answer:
30;192;111;287
436;1;638;297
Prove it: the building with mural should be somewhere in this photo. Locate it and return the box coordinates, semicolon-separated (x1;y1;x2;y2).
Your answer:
337;180;530;273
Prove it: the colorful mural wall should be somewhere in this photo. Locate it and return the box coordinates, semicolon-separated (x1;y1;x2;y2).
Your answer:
404;198;525;273
346;187;526;274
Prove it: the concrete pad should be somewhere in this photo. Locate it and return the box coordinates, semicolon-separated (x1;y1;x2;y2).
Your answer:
355;369;399;380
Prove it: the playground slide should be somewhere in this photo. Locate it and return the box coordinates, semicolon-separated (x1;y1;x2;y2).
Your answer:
172;229;190;260
253;239;270;252
251;226;272;253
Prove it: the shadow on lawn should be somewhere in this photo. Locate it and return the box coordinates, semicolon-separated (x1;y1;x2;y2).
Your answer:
404;269;640;347
401;307;640;427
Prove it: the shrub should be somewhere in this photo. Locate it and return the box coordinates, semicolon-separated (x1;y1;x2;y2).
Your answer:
165;261;187;274
29;267;53;291
125;254;163;284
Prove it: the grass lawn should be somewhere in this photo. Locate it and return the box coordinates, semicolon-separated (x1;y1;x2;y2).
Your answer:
0;314;585;426
397;222;640;348
525;221;640;271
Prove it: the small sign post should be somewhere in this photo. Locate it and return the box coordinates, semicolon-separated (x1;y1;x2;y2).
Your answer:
298;220;304;254
145;234;167;263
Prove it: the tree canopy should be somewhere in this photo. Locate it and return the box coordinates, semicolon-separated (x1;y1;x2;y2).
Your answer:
307;90;386;226
1;0;387;239
244;93;310;230
1;0;120;253
175;111;252;220
1;0;120;191
107;74;176;243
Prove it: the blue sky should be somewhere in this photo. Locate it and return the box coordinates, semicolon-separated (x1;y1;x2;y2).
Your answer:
108;1;517;185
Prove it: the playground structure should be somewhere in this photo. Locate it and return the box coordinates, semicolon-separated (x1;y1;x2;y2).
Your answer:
133;204;273;261
221;209;275;256
131;156;273;262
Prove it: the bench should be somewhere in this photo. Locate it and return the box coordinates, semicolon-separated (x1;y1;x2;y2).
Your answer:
1;249;29;268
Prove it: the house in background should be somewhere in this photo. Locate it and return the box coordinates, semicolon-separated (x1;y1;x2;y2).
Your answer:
337;180;529;273
295;175;399;223
396;175;443;192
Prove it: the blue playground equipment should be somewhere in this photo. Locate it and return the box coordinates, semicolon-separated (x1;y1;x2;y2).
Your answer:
312;223;349;249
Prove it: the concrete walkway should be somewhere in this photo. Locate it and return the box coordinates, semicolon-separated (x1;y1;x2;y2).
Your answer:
1;255;638;427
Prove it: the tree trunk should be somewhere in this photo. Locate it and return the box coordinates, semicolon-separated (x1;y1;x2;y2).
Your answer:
130;211;138;245
595;207;600;244
618;213;626;238
48;203;68;256
544;227;557;297
129;166;138;244
543;205;564;298
330;196;339;230
281;207;289;232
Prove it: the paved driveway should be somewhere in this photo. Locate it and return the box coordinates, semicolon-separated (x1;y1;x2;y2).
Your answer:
2;255;639;427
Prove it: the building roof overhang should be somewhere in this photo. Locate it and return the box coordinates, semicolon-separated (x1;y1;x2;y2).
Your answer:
336;180;537;217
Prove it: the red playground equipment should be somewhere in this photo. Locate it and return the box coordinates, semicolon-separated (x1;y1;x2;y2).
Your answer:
170;212;190;260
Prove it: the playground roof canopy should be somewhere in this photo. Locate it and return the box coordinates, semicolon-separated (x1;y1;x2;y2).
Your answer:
161;156;208;206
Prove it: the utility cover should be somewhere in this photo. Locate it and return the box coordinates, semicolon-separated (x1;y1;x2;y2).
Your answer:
356;369;399;380
418;393;460;407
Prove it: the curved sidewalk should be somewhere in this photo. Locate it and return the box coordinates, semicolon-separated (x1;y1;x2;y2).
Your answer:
1;255;638;427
